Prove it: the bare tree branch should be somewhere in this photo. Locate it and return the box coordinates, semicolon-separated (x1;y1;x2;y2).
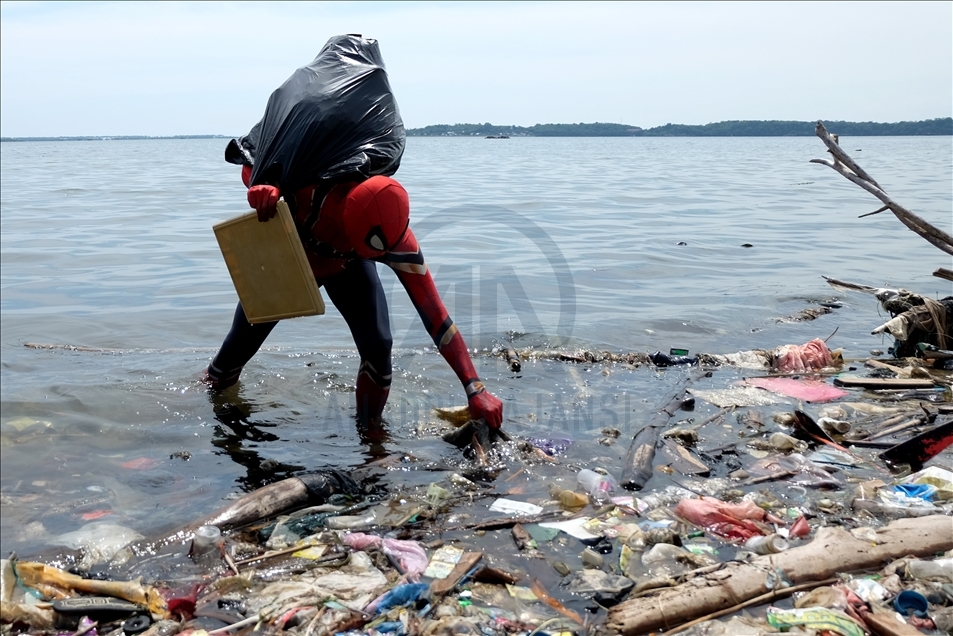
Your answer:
858;204;890;219
815;122;881;188
812;122;953;257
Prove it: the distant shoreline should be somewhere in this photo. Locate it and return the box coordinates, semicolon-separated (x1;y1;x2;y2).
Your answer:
408;118;952;137
2;118;951;141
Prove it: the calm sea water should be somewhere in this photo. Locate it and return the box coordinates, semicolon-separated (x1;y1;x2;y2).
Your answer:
1;136;951;555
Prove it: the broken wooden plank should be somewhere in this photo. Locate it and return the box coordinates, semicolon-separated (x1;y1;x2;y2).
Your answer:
832;376;934;389
429;552;482;596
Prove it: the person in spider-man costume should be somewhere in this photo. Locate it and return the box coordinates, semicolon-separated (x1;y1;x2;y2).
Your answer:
204;165;503;432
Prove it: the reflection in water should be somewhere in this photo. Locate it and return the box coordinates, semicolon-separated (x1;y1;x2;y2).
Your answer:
208;390;303;491
206;385;395;491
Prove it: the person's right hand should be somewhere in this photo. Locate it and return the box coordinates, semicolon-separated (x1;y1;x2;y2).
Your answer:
468;386;503;429
248;185;280;222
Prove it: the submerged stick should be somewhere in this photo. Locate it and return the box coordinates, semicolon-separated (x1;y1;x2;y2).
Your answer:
821;276;879;294
867;416;928;441
619;367;709;490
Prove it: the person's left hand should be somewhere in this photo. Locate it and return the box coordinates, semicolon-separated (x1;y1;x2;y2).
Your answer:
468;387;503;429
248;185;280;222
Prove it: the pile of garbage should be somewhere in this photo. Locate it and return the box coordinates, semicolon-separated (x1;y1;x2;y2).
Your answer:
2;335;952;636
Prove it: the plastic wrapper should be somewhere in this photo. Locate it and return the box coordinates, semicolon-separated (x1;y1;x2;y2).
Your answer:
226;34;405;192
766;607;866;636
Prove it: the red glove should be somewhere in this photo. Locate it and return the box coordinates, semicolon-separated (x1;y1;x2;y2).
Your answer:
467;382;503;429
248;185;280;222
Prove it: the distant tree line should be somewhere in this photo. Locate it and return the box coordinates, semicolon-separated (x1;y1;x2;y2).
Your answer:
406;118;952;137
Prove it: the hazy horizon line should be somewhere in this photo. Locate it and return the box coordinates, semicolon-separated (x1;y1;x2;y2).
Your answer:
3;116;951;141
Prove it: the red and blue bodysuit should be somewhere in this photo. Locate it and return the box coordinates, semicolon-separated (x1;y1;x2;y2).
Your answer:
206;171;503;430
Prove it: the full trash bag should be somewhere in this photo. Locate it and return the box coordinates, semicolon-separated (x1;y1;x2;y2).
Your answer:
225;34;405;192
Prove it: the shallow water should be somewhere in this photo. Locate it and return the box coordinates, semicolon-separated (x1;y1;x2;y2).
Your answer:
1;135;951;556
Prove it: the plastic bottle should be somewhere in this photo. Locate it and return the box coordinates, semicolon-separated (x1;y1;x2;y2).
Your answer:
744;533;789;555
769;432;806;452
324;512;377;530
577;469;617;504
906;558;953;582
192;525;221;553
190;525;223;562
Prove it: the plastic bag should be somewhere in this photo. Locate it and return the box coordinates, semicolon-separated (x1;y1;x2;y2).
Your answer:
773;338;835;372
366;583;429;614
674;496;780;541
341;533;427;579
226;34;405;192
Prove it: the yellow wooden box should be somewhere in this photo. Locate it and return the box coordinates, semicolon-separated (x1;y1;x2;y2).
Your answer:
213;199;325;324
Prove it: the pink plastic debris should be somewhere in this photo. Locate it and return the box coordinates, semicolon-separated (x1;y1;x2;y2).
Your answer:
675;496;783;541
774;338;835;373
745;377;848;403
790;515;811;538
342;532;381;551
342;533;427;579
381;538;428;578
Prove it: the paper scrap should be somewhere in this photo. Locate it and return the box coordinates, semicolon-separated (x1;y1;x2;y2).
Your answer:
292;544;328;560
506;584;539;601
538;517;600;541
489;498;543;516
424;545;464;579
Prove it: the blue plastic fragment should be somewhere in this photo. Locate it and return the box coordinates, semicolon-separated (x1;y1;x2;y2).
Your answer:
375;583;430;613
892;483;937;501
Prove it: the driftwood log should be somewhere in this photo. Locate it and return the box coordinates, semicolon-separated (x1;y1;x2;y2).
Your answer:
810;122;953;274
606;514;953;636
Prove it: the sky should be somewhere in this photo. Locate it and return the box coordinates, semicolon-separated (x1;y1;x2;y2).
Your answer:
1;1;951;137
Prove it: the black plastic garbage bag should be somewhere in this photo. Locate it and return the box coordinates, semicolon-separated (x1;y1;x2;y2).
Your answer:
298;469;361;503
442;419;512;449
225;34;405;192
